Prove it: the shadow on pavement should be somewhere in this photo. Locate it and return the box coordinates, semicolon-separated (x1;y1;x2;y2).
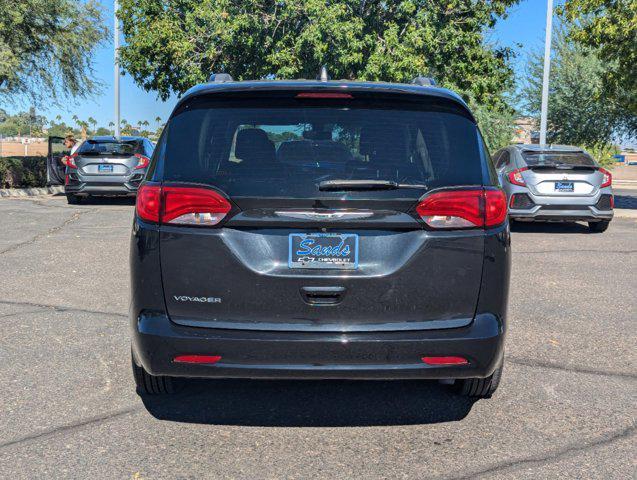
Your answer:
141;378;476;427
79;196;136;206
510;220;591;234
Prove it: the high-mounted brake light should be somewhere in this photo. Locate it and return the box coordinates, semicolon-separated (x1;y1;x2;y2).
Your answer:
598;167;612;188
296;92;353;99
416;188;507;229
135;184;231;226
133;153;150;170
66;154;78;169
507;167;528;186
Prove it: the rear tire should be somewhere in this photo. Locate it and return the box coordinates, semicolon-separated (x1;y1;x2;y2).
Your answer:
588;220;610;233
66;194;82;205
455;356;504;398
131;350;175;395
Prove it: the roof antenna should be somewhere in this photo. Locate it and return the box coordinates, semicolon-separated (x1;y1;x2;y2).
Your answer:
318;65;330;82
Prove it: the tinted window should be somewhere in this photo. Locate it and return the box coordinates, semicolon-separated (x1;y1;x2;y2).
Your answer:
497;151;510;168
522;152;596;166
78;139;142;156
162;98;483;199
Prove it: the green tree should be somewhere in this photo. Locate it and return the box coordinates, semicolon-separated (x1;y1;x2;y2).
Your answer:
118;0;517;113
0;0;109;106
0;111;47;136
521;29;633;159
560;0;637;115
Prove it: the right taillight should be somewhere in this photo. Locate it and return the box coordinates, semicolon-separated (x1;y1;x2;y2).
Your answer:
599;167;612;188
136;184;231;226
416;188;507;229
507;167;528;186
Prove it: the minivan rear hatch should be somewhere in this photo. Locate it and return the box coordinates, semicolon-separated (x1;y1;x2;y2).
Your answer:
157;91;487;332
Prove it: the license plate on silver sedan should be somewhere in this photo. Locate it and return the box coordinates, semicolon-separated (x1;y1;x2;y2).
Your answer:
554;181;574;192
98;164;114;173
289;233;358;269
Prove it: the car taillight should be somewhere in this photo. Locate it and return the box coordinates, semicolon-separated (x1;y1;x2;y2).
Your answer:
135;184;231;226
66;154;78;169
416;188;507;229
162;186;231;225
484;188;508;227
133;153;150;170
507;167;528;186
136;184;161;223
599;167;612;188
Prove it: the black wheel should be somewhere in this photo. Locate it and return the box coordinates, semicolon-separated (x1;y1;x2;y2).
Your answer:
588;220;610;233
455;356;504;398
66;194;82;205
131;350;175;395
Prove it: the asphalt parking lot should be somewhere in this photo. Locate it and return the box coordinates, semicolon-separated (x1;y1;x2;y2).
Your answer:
0;193;635;479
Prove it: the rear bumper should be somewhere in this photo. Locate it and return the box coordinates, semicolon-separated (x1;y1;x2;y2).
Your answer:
65;171;146;195
508;190;613;222
509;205;613;222
132;312;505;380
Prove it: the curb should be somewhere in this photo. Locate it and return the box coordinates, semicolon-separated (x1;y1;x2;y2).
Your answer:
0;186;64;198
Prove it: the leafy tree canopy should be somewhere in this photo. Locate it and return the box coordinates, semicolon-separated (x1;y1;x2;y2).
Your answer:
118;0;517;113
560;0;637;114
0;0;108;106
522;28;635;150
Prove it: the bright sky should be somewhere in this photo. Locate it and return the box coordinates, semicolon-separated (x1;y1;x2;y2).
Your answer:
6;0;555;127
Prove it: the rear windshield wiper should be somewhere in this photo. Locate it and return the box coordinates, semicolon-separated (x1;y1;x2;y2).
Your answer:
318;179;428;191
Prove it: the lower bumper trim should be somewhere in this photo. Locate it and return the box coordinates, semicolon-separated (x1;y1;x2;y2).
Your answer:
132;312;505;380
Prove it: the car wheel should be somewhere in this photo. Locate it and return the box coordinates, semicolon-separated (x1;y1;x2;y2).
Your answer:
66;194;82;205
131;350;175;395
455;355;504;398
588;220;610;233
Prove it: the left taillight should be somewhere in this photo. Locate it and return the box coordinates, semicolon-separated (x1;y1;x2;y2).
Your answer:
416;188;507;229
599;167;612;188
136;184;161;223
135;184;231;226
133;153;150;170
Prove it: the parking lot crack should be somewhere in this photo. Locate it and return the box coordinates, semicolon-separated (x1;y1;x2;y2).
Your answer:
0;406;141;450
0;299;126;318
507;356;637;380
444;422;636;480
0;208;96;255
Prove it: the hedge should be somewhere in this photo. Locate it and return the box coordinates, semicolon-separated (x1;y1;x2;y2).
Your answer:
0;156;47;188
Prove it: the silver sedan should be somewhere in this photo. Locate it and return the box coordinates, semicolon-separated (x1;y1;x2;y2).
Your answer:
493;144;613;232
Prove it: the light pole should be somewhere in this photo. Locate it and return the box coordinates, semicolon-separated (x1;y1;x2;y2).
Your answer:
114;0;121;139
539;0;554;145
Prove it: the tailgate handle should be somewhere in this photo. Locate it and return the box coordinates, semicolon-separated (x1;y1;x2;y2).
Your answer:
300;286;346;305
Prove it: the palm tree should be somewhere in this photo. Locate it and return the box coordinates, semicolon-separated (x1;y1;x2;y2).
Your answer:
108;121;115;135
88;117;97;135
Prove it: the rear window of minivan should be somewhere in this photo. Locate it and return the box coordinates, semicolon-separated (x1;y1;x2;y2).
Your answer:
160;97;484;198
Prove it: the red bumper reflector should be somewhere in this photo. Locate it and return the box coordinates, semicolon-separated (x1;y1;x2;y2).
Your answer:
173;355;222;364
421;356;469;366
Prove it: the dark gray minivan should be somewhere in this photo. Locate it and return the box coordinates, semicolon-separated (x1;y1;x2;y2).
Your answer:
130;76;511;399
